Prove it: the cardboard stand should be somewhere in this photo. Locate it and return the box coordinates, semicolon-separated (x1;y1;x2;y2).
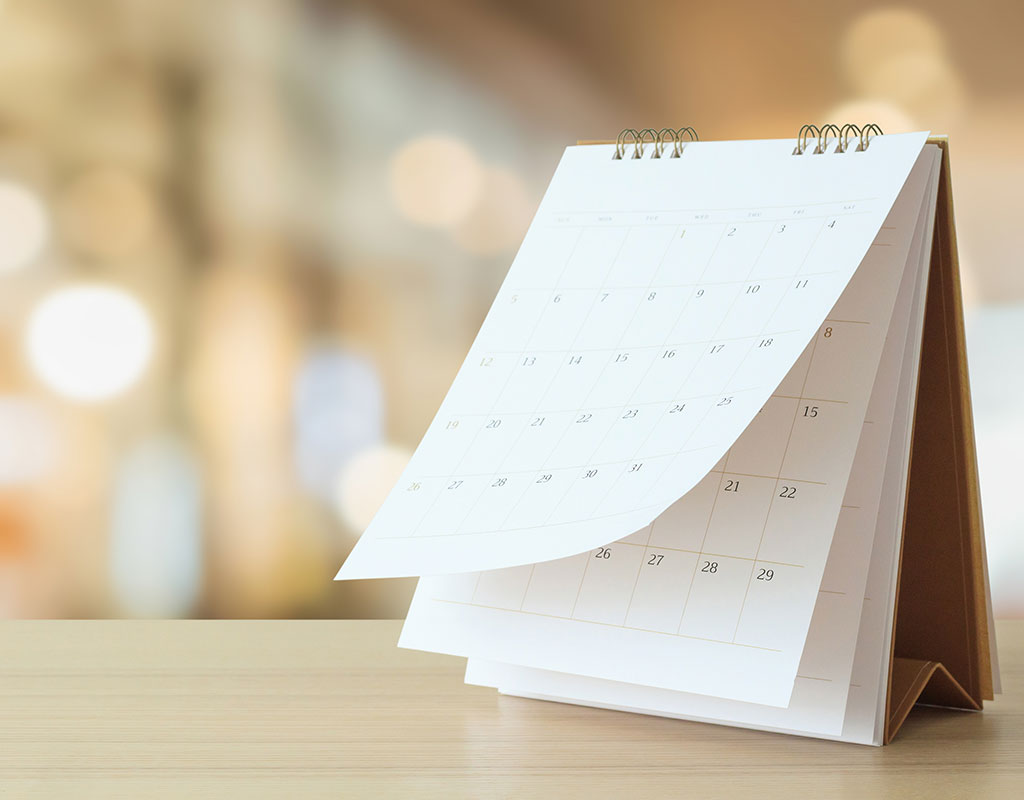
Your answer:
885;137;994;742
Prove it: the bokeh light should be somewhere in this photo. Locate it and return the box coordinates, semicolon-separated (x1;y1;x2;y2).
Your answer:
966;306;1024;616
186;263;299;448
110;436;202;617
838;8;965;130
0;1;1019;621
453;165;535;255
866;52;965;112
388;134;483;228
0;181;49;273
334;443;411;534
841;8;946;89
26;284;154;402
0;396;56;486
184;262;308;614
824;100;917;135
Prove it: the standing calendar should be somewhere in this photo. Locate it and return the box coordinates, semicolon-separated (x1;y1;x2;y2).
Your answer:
336;125;997;745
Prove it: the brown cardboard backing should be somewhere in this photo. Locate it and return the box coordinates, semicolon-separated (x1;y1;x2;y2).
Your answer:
883;137;992;743
576;136;993;744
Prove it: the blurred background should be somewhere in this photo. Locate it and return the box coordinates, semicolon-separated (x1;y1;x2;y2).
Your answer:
0;0;1021;619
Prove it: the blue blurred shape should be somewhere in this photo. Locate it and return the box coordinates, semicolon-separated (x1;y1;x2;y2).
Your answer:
110;436;203;617
294;345;384;499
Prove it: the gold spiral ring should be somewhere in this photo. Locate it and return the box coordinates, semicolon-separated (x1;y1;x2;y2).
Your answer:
636;128;658;159
655;128;677;158
859;123;883;151
816;123;841;154
674;127;698;157
794;124;819;155
837;123;861;153
614;128;640;160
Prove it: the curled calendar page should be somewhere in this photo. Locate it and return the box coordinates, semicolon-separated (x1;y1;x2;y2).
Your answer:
337;132;929;581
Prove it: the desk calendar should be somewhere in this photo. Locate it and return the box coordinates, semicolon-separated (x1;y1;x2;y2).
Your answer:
336;126;997;745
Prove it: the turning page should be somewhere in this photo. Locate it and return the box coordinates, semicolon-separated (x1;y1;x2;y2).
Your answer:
337;133;929;581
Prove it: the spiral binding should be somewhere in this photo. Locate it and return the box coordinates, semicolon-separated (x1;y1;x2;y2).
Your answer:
613;127;699;159
792;122;884;155
612;123;883;159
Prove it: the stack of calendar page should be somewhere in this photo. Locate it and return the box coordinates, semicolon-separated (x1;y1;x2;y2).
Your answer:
337;131;968;745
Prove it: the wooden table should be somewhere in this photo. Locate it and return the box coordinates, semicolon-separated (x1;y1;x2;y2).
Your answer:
0;620;1019;798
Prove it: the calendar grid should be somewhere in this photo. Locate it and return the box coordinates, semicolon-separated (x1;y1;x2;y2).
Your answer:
422;384;766;446
607;538;806;568
552;223;711;620
567;216;783;533
561;213;792;623
416;207;874;652
674;445;731;634
414;444;727;484
729;325;825;643
538;222;742;530
630;219;841;515
482;224;684;538
481;327;802;355
413;407;849;482
619;521;658;626
403;226;588;539
654;214;830;637
394;201;880;667
544;213;809;638
395;204;874;553
659;215;831;639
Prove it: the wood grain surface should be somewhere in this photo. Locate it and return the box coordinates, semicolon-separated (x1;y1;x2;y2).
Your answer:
0;620;1019;798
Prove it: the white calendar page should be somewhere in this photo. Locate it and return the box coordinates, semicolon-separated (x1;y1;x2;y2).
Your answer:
398;145;938;706
462;146;942;743
337;132;930;582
